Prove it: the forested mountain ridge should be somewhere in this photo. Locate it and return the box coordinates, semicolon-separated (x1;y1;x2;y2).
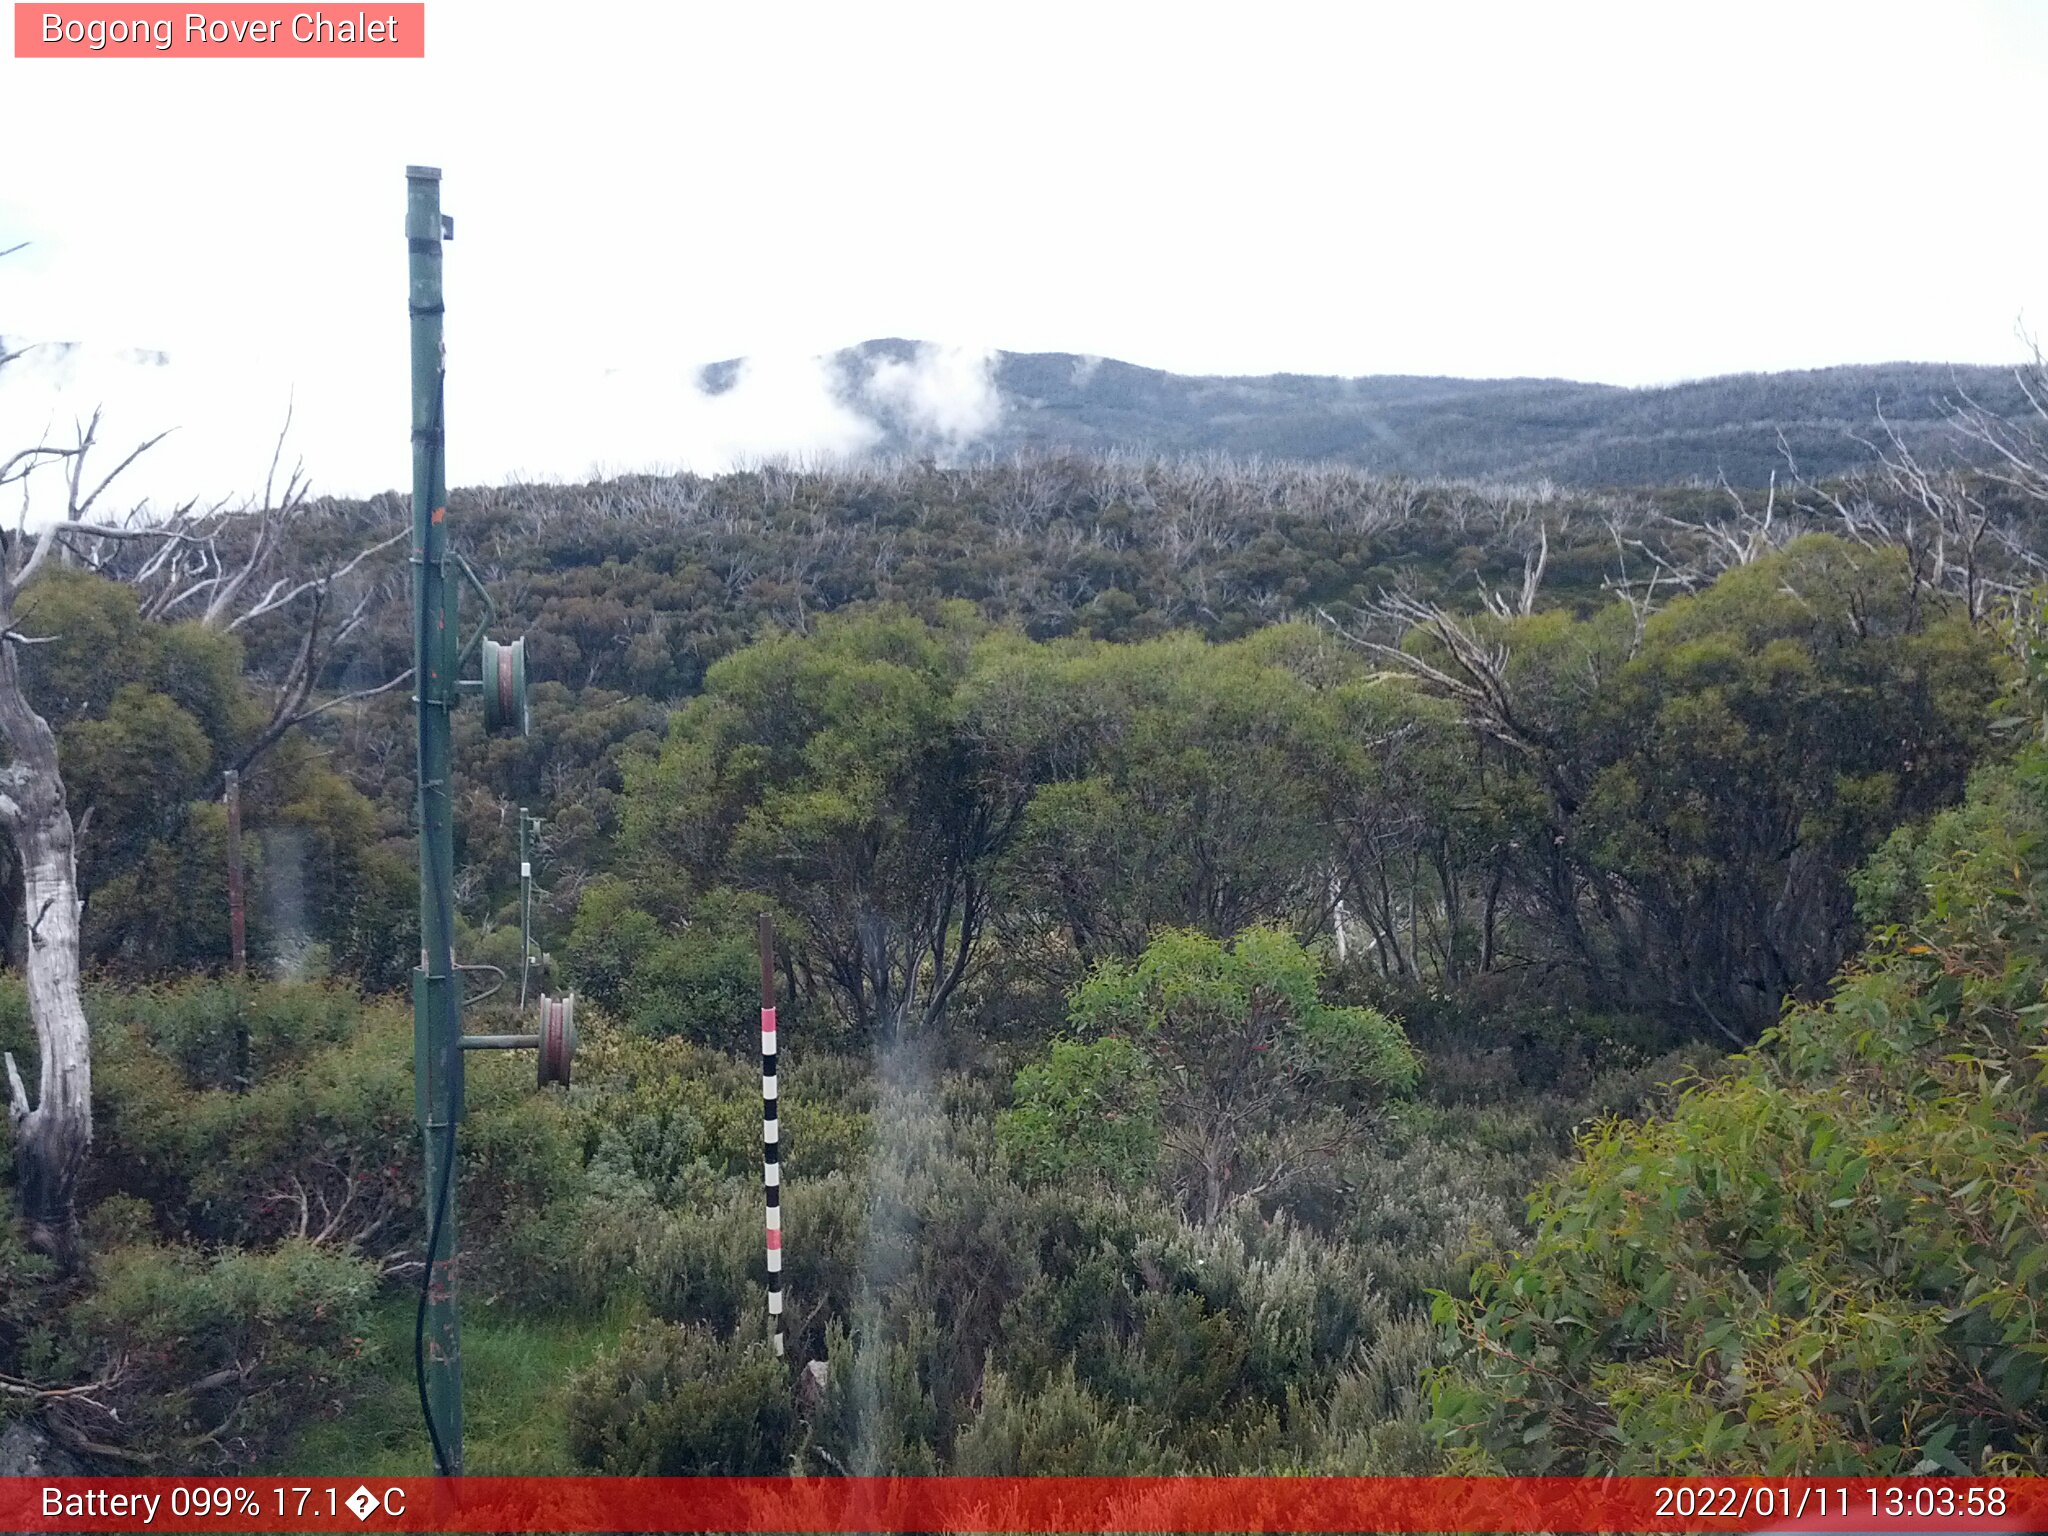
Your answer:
721;338;2036;486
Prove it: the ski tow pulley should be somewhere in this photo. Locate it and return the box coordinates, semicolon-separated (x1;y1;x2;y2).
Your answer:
538;992;576;1087
480;635;528;735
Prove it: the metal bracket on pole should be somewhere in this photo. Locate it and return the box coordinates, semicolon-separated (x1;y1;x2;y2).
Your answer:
451;551;497;670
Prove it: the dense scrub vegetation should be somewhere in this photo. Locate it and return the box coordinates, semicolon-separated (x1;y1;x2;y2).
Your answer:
1434;737;2048;1473
4;443;2046;1473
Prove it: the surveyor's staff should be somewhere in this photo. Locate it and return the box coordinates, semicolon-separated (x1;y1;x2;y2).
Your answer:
759;914;784;1357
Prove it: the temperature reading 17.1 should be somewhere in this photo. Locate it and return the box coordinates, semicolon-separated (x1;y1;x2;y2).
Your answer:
285;1487;334;1518
157;1483;410;1521
279;1485;408;1520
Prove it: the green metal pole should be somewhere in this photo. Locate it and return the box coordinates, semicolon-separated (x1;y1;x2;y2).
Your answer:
407;163;464;1476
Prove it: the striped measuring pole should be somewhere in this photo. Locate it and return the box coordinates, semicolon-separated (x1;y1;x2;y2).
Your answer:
758;914;784;1357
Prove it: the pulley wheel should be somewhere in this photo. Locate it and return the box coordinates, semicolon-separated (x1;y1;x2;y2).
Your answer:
481;636;528;735
538;991;576;1087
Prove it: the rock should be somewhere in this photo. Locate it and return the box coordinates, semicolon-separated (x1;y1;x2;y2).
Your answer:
798;1358;830;1407
0;1417;84;1477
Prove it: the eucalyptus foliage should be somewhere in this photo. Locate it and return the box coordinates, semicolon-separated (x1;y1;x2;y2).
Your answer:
1433;744;2048;1473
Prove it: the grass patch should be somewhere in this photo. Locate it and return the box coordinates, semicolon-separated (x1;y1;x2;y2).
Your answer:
276;1293;642;1476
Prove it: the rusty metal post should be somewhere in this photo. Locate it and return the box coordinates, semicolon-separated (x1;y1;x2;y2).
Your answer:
224;767;251;1093
224;769;246;974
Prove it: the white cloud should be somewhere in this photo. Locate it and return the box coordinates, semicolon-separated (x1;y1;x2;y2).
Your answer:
664;352;882;471
457;348;888;487
862;344;1003;456
0;336;1001;518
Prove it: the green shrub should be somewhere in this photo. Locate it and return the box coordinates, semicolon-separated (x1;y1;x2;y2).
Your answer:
624;908;760;1045
1313;1314;1443;1472
563;878;665;1018
575;1033;777;1196
88;986;577;1275
90;978;363;1092
776;1172;871;1353
1006;926;1417;1221
1851;752;2041;927
805;1314;942;1474
0;976;32;1078
91;998;417;1249
1145;1212;1391;1403
953;1365;1179;1473
71;1238;376;1464
634;1190;759;1335
998;1036;1158;1186
483;1192;651;1318
566;883;769;1047
0;1169;56;1372
1432;747;2048;1474
566;1321;791;1473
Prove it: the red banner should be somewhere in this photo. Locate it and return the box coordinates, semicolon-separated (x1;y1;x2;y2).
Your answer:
13;4;424;57
4;1476;2047;1532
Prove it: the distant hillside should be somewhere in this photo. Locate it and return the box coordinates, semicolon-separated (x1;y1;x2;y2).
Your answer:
709;340;2032;487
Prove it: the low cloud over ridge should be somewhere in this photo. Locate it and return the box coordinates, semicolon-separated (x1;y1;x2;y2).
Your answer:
0;334;1009;519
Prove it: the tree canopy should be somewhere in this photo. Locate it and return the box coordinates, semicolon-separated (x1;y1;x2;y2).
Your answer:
10;566;411;985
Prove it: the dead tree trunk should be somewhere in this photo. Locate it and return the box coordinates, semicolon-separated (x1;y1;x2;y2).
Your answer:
0;642;91;1264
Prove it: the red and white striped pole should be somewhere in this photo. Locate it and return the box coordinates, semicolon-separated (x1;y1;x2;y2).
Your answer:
758;913;784;1358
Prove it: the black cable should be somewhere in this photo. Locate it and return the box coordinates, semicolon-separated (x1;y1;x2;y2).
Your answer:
412;361;458;1479
415;1113;457;1476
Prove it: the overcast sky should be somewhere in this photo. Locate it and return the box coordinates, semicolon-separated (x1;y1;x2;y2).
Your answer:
3;0;2044;507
